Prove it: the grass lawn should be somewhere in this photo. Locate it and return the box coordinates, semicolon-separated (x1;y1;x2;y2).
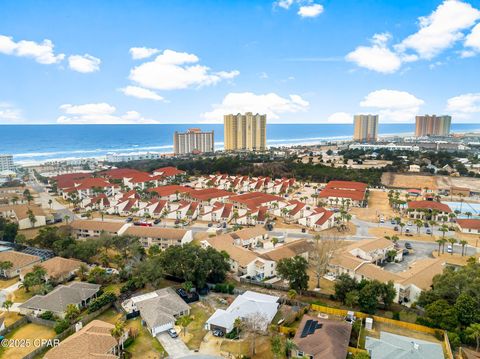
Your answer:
0;277;18;289
125;318;167;359
0;323;56;359
102;282;125;295
95;307;123;324
220;335;273;359
184;302;214;350
1;311;22;326
9;287;35;302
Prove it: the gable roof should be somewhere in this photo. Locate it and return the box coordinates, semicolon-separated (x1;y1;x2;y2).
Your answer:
44;320;118;359
0;251;41;270
124;226;187;240
457;219;480;230
21;257;82;279
407;200;451;213
19;282;100;313
70;220;126;233
260;240;312;262
153;166;185;177
293;315;352;359
134;287;190;328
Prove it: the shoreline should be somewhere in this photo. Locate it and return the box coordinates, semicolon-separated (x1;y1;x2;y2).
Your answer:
13;127;480;167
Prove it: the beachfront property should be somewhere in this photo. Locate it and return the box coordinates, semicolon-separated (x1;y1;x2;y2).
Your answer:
0;154;15;172
224;112;267;151
173;128;214;155
415;115;452;137
353;114;378;143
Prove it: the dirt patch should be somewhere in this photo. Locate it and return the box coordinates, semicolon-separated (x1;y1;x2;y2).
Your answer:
382;173;438;190
0;323;56;359
351;190;396;222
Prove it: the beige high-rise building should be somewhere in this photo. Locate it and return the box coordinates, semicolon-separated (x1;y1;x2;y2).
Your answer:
173;128;214;155
224;112;266;151
353;114;379;143
415;115;451;137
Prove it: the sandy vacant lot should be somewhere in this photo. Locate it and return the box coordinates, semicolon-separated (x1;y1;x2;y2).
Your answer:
351;190;395;222
382;173;438;190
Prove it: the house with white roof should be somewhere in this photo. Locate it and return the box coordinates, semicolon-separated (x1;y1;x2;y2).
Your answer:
205;290;279;334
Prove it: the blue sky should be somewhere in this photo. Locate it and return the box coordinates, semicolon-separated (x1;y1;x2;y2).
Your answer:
0;0;479;124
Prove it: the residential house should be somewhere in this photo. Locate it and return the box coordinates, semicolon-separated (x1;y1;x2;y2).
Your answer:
148;185;194;201
62;178;118;200
44;319;128;359
0;251;41;278
187;188;232;205
69;220;129;239
123;226;193;249
365;332;443;359
19;282;101;318
319;180;368;207
457;219;480;234
205;291;279;334
291;315;352;359
0;204;47;229
298;207;336;232
20;257;83;282
407;200;452;221
121;287;190;336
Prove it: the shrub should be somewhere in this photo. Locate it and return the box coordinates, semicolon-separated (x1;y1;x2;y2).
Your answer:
123;337;135;348
447;331;461;351
213;283;235;294
392;312;400;320
88;292;117;313
434;329;444;341
54;319;70;334
39;311;55;320
399;310;417;323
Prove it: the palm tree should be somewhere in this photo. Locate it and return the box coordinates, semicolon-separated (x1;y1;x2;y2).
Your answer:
399;222;406;235
414;219;423;233
459;240;468;256
64;214;71;224
439;225;449;238
466;323;480;352
447;237;457;255
439;238;447;254
48;199;53;209
284;338;298;358
465;211;473;219
435;239;443;255
110;320;126;356
177;315;191;337
2;299;13;312
27;209;37;228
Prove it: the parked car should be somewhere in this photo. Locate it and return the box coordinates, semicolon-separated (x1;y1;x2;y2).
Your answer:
345;311;356;324
405;242;413;249
126;217;133;223
424;222;430;228
390;219;396;225
301;228;306;233
447;245;453;253
167;328;178;338
402;249;410;255
212;329;224;337
380;218;385;223
207;223;213;227
426;228;432;235
407;221;413;226
393;226;399;231
153;219;161;225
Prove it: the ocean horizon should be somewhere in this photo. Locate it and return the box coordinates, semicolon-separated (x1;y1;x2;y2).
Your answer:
1;123;479;166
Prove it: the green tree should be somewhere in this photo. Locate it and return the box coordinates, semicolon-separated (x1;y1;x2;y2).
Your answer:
466;323;480;352
110;320;126;356
65;304;80;323
334;274;358;304
0;260;13;277
271;335;284;359
277;256;309;292
425;299;459;331
2;299;13;312
454;292;479;326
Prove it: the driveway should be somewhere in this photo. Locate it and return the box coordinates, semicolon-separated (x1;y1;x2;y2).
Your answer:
156;332;191;358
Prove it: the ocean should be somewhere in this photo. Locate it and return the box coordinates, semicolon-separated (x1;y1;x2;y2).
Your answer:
1;123;479;166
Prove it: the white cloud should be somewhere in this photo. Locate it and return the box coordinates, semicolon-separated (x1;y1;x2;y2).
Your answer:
202;92;309;122
463;23;480;55
275;0;294;9
347;1;480;73
346;33;402;74
57;103;158;124
446;92;480;120
0;34;64;64
128;49;239;91
326;112;352;123
360;89;424;122
129;47;161;60
0;102;23;123
120;86;164;101
298;4;324;18
68;54;101;73
396;0;480;60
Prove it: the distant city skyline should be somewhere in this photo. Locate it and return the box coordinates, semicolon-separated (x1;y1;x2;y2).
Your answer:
1;0;480;125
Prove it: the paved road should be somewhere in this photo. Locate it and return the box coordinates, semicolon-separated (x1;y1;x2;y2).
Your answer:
156;332;191;358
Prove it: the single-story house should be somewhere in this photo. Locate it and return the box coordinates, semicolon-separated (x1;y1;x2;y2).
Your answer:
457;219;480;234
20;256;83;282
44;319;128;359
291;315;352;359
121;287;190;336
365;331;443;359
205;291;279;334
19;282;101;318
0;251;41;278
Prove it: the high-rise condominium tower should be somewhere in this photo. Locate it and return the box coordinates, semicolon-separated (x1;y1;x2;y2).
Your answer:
415;115;451;137
0;154;14;171
224;112;267;151
173;128;214;155
353;115;379;143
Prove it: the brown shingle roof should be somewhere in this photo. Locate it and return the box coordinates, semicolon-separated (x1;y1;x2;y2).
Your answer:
260;240;312;262
0;204;46;220
0;251;41;270
124;226;187;240
21;257;82;279
70;220;125;233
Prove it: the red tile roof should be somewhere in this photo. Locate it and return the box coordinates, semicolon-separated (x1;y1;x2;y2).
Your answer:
408;200;452;213
54;173;93;189
153;167;185;177
319;188;365;201
148;185;193;197
457;219;480;230
188;188;232;201
229;192;284;209
100;168;145;179
325;180;368;191
315;209;335;225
